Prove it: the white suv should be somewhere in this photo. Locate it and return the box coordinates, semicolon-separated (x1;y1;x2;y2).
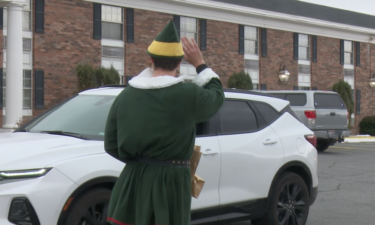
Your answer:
0;87;318;225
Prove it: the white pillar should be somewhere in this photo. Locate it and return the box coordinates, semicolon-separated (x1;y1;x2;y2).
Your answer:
3;3;24;129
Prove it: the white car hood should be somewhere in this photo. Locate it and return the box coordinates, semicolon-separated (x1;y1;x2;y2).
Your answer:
0;132;104;171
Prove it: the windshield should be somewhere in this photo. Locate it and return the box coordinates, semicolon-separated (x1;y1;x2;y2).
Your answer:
27;95;116;140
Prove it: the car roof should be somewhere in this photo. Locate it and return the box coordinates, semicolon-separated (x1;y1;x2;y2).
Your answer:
260;90;338;94
79;86;289;112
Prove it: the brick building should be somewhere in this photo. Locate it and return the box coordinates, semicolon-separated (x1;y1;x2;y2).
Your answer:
0;0;374;133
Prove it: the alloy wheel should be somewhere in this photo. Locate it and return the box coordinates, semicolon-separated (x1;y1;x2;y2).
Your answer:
276;182;308;225
79;202;109;225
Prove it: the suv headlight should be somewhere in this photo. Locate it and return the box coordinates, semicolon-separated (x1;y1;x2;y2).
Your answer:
0;168;51;179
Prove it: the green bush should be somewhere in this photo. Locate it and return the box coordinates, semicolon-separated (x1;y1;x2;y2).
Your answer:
76;63;96;92
95;66;120;86
332;80;354;127
228;71;253;90
359;116;375;136
76;64;120;91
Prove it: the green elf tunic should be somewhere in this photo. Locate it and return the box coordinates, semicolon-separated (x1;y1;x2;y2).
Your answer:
104;67;224;225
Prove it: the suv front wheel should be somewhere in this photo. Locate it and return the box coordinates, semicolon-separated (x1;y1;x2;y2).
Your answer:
252;172;310;225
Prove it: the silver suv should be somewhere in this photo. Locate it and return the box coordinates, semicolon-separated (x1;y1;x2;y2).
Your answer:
261;90;350;152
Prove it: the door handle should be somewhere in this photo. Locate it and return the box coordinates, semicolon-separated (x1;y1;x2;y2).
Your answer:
202;149;219;155
330;112;336;116
263;139;277;145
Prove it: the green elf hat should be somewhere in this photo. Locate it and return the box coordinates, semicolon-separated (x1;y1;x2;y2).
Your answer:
147;20;184;59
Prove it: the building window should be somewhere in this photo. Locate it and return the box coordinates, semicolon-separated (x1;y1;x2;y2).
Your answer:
298;34;309;60
180;17;198;81
344;41;353;65
101;46;124;84
101;5;123;40
344;69;355;90
180;17;197;42
244;26;258;55
2;70;32;109
298;64;311;89
3;0;31;31
245;59;259;90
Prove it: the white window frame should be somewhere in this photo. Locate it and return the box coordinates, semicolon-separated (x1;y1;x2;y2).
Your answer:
179;17;198;81
298;60;311;89
3;0;32;31
344;40;354;65
101;5;123;41
298;34;310;61
244;26;258;56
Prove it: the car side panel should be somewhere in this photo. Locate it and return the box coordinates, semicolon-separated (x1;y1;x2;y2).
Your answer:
217;126;284;205
270;113;318;188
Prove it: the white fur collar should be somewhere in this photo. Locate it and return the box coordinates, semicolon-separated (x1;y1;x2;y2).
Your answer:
129;68;184;89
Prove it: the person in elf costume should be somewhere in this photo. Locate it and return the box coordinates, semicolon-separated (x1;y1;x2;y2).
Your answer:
104;20;224;225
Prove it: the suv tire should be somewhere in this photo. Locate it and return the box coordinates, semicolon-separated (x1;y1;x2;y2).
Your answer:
252;172;310;225
64;188;111;225
316;140;330;152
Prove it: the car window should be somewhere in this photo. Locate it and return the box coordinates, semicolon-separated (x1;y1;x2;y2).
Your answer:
253;101;280;124
219;101;258;134
269;93;286;100
285;94;307;106
27;95;116;140
314;93;345;109
281;105;300;121
196;115;217;137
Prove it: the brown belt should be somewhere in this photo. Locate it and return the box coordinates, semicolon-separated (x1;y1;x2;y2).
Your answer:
127;157;191;167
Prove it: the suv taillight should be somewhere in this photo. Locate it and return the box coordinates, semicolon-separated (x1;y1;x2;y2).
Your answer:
305;135;317;147
304;110;316;125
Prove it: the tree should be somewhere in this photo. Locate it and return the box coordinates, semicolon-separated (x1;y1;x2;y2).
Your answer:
332;80;354;127
227;71;253;90
76;64;120;92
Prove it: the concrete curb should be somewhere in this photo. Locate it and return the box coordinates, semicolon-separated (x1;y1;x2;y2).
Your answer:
344;136;375;143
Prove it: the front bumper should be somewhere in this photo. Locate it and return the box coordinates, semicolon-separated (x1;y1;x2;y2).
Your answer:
313;130;350;140
0;168;77;225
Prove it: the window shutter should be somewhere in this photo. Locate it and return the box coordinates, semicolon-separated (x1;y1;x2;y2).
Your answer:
200;19;207;51
126;8;134;43
35;70;44;109
0;8;3;30
35;0;44;33
293;33;299;60
239;25;244;55
261;28;267;57
312;36;317;62
93;3;101;40
173;15;180;37
293;86;298;90
261;84;267;90
340;39;344;65
356;89;361;115
356;42;360;66
126;76;134;84
0;68;3;108
312;87;318;90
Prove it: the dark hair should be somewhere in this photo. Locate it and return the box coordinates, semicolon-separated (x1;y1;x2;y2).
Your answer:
153;58;182;71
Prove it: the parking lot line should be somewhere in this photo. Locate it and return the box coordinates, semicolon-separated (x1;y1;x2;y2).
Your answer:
330;146;375;151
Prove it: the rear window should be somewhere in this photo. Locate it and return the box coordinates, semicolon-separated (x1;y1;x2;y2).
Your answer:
314;93;345;109
268;93;306;106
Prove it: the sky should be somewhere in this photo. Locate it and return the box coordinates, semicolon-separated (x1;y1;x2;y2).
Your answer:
299;0;375;15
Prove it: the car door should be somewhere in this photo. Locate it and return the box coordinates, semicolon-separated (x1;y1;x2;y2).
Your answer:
217;100;284;220
191;114;221;224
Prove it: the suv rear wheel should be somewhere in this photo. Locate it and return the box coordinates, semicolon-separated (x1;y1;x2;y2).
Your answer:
64;188;111;225
252;172;310;225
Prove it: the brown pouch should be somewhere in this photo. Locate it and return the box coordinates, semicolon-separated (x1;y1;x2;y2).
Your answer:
192;174;205;198
190;145;202;182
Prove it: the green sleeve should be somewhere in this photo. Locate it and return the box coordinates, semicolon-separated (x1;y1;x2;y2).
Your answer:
104;96;122;161
193;68;225;123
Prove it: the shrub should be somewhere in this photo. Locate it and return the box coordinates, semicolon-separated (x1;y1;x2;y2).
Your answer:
76;63;96;92
228;71;253;90
76;64;120;92
332;80;354;126
359;116;375;136
95;66;120;86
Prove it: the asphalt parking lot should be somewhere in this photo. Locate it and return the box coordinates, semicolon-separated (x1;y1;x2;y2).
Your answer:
230;142;375;225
